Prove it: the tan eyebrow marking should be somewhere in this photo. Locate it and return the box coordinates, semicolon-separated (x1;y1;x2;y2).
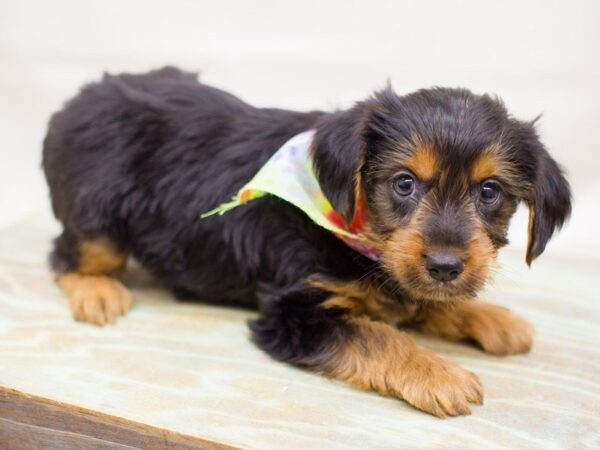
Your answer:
471;148;501;182
405;142;440;181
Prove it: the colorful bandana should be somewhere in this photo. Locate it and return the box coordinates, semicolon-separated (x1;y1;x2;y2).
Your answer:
201;130;382;260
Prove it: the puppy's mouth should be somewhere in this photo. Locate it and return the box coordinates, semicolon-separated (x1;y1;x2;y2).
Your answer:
405;261;486;302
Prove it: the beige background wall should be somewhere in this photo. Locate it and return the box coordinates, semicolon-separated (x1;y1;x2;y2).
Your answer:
1;0;598;261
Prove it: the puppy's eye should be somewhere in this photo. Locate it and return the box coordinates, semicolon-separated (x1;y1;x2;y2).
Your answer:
479;180;501;205
394;173;416;196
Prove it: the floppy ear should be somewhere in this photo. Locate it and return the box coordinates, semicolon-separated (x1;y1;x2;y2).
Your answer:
311;104;368;223
524;132;572;265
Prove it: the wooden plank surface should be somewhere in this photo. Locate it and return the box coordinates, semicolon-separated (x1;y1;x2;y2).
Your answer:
0;211;598;449
0;387;236;449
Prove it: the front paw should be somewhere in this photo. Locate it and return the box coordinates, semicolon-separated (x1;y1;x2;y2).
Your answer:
58;273;132;326
467;304;535;356
399;348;483;418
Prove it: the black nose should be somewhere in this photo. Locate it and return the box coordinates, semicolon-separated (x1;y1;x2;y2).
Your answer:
425;253;464;282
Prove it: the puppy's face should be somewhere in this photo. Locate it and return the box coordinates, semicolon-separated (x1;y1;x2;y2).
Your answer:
313;87;571;302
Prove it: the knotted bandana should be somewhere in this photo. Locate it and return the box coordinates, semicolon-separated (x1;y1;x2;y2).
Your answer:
201;130;382;260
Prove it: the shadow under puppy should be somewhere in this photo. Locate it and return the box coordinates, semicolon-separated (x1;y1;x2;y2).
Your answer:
42;67;571;417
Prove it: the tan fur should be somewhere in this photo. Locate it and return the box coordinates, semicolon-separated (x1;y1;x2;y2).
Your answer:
353;145;366;212
405;141;440;181
462;225;497;288
383;223;425;281
526;202;536;265
471;151;500;182
57;238;131;326
319;316;483;417
471;144;527;188
416;301;535;355
310;277;420;326
78;238;128;275
58;273;132;326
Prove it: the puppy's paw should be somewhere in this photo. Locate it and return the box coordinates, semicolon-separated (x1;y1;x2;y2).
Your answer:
467;304;535;356
58;273;132;326
399;349;483;418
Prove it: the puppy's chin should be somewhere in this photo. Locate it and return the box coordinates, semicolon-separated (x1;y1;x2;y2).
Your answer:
403;271;486;303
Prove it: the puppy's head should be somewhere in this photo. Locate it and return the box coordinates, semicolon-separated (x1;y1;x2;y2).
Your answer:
312;86;571;302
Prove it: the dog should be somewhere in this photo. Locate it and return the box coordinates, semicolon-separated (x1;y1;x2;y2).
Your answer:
42;67;571;417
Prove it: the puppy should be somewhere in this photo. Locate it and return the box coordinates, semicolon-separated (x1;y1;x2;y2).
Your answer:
42;67;571;417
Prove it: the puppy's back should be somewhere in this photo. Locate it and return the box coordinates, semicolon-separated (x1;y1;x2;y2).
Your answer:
42;66;248;224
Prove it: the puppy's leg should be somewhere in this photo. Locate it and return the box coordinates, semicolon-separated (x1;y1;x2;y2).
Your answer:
415;301;534;355
51;230;132;325
250;285;483;417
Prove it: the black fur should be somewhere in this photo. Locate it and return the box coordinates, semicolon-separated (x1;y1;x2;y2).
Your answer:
522;125;572;264
249;280;353;367
42;67;571;367
311;104;368;222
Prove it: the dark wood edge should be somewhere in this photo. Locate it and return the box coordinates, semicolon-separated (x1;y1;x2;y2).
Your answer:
0;386;240;450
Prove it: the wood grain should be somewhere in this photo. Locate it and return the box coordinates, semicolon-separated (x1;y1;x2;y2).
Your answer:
0;211;598;449
0;387;236;449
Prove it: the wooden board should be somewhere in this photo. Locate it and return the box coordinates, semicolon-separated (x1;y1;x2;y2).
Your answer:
0;387;235;449
0;211;598;449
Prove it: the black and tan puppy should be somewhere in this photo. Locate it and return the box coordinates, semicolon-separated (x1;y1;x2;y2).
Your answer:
42;67;571;417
